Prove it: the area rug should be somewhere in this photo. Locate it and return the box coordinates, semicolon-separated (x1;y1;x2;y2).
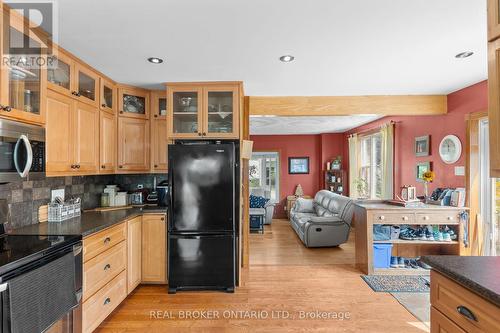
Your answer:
361;275;430;293
391;292;430;328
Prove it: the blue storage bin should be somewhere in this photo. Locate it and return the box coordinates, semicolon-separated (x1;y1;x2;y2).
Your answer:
373;243;393;268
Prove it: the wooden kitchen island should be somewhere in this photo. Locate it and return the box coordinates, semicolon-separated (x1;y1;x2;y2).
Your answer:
353;201;468;275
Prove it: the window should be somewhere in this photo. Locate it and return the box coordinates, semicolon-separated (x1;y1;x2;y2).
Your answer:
478;119;499;255
359;133;382;199
249;152;279;201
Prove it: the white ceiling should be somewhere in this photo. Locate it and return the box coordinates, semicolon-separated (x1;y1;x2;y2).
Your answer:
250;115;383;135
53;0;487;96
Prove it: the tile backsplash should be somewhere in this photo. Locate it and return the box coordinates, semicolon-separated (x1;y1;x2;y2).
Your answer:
1;173;167;229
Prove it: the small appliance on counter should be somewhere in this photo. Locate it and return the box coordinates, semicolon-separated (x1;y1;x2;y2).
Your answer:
145;177;159;205
131;184;148;205
157;180;169;207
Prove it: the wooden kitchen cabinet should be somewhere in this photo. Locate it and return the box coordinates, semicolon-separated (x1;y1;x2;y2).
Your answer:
127;216;142;294
118;85;150;119
46;90;74;173
0;6;47;125
488;0;500;41
47;45;101;108
117;117;150;172
73;102;100;173
489;37;500;176
46;90;100;176
142;214;167;283
75;63;100;108
167;82;241;139
151;118;168;172
99;111;116;174
100;78;116;114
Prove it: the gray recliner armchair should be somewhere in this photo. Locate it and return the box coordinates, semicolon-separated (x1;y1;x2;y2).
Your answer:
289;190;354;247
250;188;277;225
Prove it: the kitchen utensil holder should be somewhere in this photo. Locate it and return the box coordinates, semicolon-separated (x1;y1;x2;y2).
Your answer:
48;202;81;222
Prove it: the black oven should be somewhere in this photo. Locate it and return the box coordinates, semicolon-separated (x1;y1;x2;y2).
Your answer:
0;118;45;183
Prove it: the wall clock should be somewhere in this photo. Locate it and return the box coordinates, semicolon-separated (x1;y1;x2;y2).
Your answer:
439;135;462;164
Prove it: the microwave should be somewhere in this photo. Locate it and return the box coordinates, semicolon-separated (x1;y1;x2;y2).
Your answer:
0;118;45;183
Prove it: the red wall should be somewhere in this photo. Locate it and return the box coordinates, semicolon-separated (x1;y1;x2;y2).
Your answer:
344;80;488;197
251;134;345;218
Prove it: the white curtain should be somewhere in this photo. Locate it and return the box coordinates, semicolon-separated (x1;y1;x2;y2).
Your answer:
380;123;394;199
348;134;358;198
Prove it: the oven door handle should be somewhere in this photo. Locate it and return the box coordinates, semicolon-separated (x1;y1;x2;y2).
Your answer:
0;283;7;292
13;134;33;178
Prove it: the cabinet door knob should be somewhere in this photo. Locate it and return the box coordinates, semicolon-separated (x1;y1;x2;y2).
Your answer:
119;165;123;169
198;133;202;136
154;165;158;168
378;215;385;220
154;114;158;118
104;237;111;244
423;216;430;221
161;217;165;221
103;298;111;305
101;165;106;169
447;216;454;221
76;165;80;169
120;111;124;114
102;103;107;108
402;216;408;221
203;132;207;136
71;91;77;96
104;263;111;271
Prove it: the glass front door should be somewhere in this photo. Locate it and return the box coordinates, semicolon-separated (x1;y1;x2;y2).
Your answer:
249;152;279;201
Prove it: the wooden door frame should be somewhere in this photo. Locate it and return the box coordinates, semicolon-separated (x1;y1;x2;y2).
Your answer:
465;110;488;256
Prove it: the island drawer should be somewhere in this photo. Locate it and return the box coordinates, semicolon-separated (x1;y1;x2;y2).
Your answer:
372;212;415;224
83;240;126;301
431;271;500;333
83;222;126;262
82;270;127;333
415;212;459;225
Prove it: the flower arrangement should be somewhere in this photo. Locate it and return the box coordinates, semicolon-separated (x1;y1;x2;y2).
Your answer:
422;170;435;201
422;171;435;183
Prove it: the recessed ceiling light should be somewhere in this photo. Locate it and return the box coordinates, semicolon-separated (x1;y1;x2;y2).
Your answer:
279;55;295;62
147;57;164;64
455;51;473;59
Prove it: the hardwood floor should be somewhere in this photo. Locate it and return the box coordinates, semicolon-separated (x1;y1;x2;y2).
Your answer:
96;219;428;333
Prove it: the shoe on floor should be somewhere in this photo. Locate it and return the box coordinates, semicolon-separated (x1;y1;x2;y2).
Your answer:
390;256;399;268
416;259;432;270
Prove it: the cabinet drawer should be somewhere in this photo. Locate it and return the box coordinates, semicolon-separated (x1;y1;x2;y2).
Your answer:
431;306;466;333
416;213;459;225
83;241;126;301
83;223;126;262
82;270;127;333
372;212;415;224
431;271;500;333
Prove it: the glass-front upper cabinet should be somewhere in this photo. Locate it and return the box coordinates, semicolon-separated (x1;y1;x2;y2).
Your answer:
203;86;239;138
488;0;500;41
118;86;149;119
167;86;203;138
100;78;115;114
0;7;47;124
47;49;73;95
151;90;167;119
75;64;99;108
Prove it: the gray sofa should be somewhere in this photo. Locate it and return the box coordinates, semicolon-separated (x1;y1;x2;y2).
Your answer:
289;190;354;247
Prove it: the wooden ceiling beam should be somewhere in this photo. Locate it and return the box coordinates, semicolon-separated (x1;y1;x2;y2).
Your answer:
248;95;447;116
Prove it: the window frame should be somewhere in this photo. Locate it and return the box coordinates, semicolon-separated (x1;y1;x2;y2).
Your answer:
358;132;383;199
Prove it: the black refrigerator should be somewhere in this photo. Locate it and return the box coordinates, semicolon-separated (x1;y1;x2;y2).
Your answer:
168;140;239;293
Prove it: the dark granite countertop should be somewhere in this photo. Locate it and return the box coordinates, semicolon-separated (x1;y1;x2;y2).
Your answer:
9;207;168;237
421;255;500;307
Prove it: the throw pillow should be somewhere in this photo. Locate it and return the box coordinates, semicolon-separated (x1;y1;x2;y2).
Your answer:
250;195;269;208
294;198;314;213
